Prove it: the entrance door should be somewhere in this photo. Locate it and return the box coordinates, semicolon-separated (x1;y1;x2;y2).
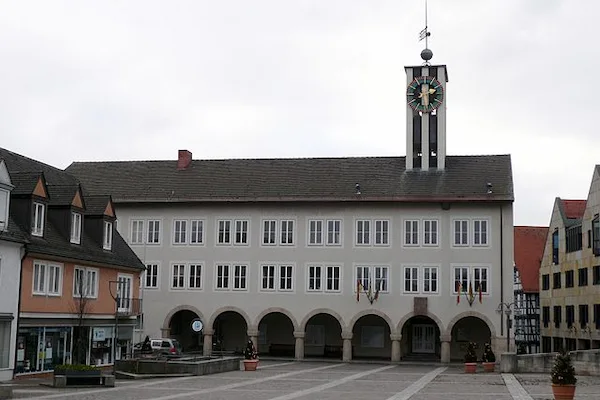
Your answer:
412;324;435;353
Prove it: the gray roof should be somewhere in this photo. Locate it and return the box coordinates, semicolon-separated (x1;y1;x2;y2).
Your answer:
67;155;514;203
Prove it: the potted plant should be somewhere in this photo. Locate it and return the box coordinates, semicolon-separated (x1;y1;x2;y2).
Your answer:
463;342;478;373
551;350;577;400
481;343;496;372
243;339;259;371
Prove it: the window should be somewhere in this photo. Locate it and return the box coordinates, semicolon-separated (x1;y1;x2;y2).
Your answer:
307;265;322;291
356;220;370;245
594;265;600;285
234;220;249;245
356;266;370;291
279;265;293;290
553;272;561;289
473;220;488;246
453;220;468;246
117;275;133;311
131;220;144;244
542;274;550;290
404;220;419;245
173;220;187;244
0;321;9;368
404;267;419;293
216;264;230;289
171;264;185;289
595;304;600;329
33;262;46;294
374;266;388;292
566;305;575;328
280;220;294;245
73;267;98;298
103;221;113;250
33;262;61;295
423;220;438;246
147;220;161;244
261;265;276;290
374;220;389;245
473;267;489;293
565;270;574;288
566;225;582;253
552;230;559;264
233;264;247;290
542;306;550;328
553;306;561;328
578;268;588;287
325;266;341;292
262;220;277;245
189;264;202;289
356;265;388;293
190;220;204;244
579;304;589;329
423;266;439;293
326;219;342;245
32;202;45;236
145;264;159;288
593;216;600;256
453;267;469;293
70;212;82;244
217;220;232;245
308;220;323;245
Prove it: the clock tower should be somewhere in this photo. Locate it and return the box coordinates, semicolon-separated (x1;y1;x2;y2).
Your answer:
405;39;448;171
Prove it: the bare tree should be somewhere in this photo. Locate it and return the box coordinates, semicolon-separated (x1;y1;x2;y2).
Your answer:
70;270;93;365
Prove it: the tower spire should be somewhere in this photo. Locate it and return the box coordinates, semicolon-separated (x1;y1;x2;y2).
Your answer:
419;0;433;64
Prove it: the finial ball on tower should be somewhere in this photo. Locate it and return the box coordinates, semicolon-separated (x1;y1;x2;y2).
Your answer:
420;48;433;61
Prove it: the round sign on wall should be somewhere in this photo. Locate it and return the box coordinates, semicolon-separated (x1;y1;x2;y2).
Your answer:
191;318;203;333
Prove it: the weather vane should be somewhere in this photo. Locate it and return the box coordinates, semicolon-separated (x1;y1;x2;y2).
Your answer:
419;0;433;64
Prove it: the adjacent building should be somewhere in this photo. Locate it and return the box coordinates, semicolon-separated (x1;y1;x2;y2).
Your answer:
68;49;516;362
513;226;547;354
540;174;600;352
0;148;145;377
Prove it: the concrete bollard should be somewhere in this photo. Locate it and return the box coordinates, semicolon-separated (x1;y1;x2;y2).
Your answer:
500;352;517;373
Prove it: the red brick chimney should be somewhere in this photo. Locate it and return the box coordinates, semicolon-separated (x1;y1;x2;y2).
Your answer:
177;150;192;170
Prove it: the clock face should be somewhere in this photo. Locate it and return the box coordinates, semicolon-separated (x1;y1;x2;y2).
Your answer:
406;76;444;113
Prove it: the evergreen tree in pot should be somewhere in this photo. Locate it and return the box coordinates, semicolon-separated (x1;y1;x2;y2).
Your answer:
551;350;577;400
482;343;496;372
463;342;478;373
243;339;259;371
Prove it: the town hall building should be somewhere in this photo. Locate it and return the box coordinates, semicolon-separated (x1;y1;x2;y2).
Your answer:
67;45;515;362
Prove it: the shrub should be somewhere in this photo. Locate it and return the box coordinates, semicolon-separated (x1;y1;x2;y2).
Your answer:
482;343;496;363
551;350;577;385
464;342;478;363
54;364;99;372
243;340;257;360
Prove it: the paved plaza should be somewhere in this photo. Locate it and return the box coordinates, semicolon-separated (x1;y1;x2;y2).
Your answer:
8;361;600;400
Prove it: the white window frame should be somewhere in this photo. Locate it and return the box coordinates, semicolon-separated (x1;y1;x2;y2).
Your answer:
356;219;371;246
260;264;276;291
472;266;490;294
403;266;419;294
262;220;277;246
73;266;99;298
452;266;470;294
217;220;232;245
233;264;248;291
190;219;204;245
215;264;230;290
117;274;133;312
234;220;250;245
404;219;419;246
326;219;342;246
325;265;342;292
70;212;82;244
188;263;203;290
374;265;389;292
33;261;62;296
103;220;113;250
280;220;295;246
279;265;294;291
173;219;188;245
32;261;46;295
32;202;45;236
145;263;159;289
307;219;324;246
307;265;322;292
147;219;161;244
130;219;144;244
453;219;469;247
171;264;186;289
473;219;489;246
423;219;439;246
374;219;390;246
422;266;439;294
355;264;389;294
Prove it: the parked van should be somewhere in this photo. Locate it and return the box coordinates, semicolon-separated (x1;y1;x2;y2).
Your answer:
150;338;182;355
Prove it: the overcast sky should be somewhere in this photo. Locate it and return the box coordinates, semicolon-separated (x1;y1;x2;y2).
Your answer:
1;0;597;226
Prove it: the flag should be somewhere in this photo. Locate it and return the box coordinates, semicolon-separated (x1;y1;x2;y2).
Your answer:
373;281;381;302
356;280;362;302
468;281;473;301
478;284;483;303
456;282;461;304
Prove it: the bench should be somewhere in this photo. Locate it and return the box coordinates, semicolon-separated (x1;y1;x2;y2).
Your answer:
323;345;343;358
53;374;115;388
269;343;295;357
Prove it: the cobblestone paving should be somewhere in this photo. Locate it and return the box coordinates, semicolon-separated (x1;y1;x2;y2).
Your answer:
8;361;600;400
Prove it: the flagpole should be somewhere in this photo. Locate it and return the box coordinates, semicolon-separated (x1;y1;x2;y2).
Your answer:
425;0;428;49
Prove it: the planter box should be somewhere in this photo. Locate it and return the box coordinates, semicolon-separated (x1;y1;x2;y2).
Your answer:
243;360;259;371
551;384;576;400
464;362;477;373
54;369;103;386
482;362;495;372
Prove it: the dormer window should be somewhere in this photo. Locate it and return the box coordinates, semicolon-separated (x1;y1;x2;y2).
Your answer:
103;220;113;250
32;202;45;236
70;212;82;244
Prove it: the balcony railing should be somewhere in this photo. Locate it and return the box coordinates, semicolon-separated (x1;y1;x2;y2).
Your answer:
116;298;142;317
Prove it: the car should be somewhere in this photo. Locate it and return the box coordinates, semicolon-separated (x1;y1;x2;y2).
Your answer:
150;338;182;355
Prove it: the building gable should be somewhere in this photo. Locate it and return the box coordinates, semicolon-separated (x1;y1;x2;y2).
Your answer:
33;175;48;199
71;187;84;209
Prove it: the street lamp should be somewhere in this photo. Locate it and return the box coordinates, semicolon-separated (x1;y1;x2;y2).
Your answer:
108;280;122;376
497;302;515;353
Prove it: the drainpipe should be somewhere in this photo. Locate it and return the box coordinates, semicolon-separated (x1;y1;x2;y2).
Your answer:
500;205;504;338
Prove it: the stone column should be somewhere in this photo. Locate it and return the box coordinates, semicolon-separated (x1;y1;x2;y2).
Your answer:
390;333;402;362
440;334;451;363
203;328;214;356
342;331;353;362
294;331;305;360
